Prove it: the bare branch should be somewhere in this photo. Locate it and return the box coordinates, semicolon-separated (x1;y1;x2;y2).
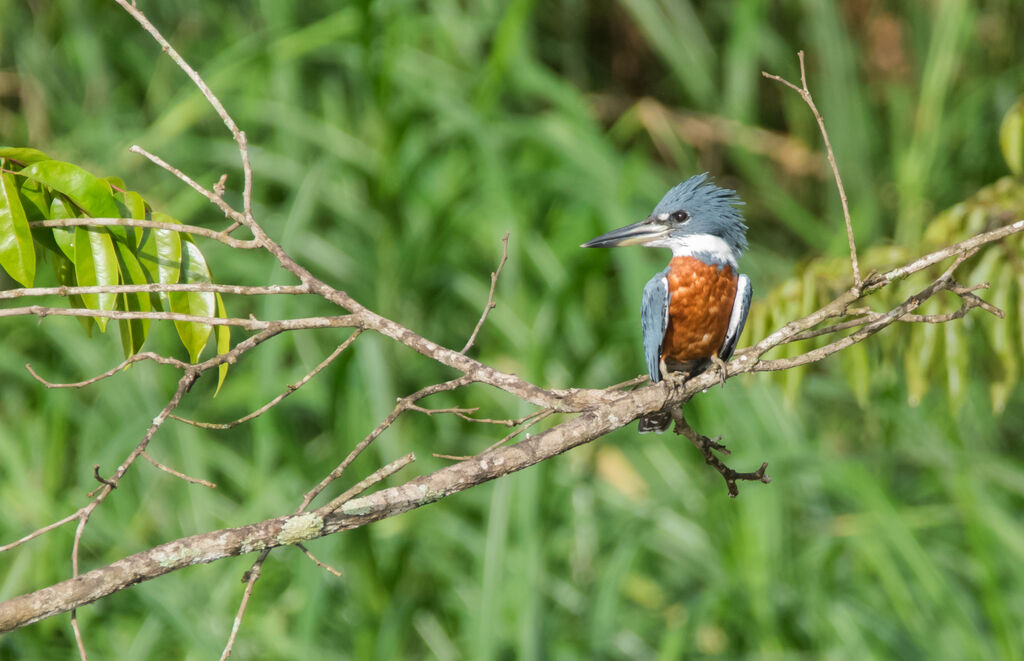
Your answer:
219;549;268;661
482;409;555;453
0;510;81;553
318;453;417;515
751;246;977;372
171;330;363;430
112;0;254;226
672;410;770;497
28;217;259;249
141;451;217;489
1;281;308;301
71;611;87;661
461;232;510;354
0;305;359;331
298;376;473;512
128;145;245;225
25;353;187;389
763;51;861;288
295;544;343;578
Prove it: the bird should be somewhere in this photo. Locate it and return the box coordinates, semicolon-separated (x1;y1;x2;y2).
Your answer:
581;173;751;433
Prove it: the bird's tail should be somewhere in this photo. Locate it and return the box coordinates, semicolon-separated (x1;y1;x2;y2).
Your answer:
638;409;672;434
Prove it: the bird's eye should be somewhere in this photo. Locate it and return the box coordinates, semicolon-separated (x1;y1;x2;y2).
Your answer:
670;211;689;223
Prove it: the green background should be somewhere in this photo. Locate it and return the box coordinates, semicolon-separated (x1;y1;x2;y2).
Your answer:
2;0;1024;658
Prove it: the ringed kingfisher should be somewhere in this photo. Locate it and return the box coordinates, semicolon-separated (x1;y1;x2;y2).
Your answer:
581;173;751;433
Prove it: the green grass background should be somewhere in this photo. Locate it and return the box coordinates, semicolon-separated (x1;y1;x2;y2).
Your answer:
2;0;1024;658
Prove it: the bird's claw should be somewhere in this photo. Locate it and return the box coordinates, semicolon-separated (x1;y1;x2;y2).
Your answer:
709;355;728;388
666;371;690;396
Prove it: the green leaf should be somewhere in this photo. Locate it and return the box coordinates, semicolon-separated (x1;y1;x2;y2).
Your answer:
17;176;50;221
49;197;76;262
116;189;147;252
137;212;182;309
0;147;51;165
18;160;121;218
74;226;120;332
0;162;36;286
113;240;152;358
52;250;93;336
1000;96;1024;176
214;292;230;396
169;234;215;362
119;190;147;220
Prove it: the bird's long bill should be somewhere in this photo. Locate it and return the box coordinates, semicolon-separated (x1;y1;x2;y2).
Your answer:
580;217;669;248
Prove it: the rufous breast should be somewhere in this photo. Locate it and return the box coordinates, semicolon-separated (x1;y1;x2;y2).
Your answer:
661;256;738;364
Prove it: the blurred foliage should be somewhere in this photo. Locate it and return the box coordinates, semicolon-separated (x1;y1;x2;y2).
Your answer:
1;0;1023;659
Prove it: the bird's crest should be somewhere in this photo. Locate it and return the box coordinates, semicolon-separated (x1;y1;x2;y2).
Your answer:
652;173;748;256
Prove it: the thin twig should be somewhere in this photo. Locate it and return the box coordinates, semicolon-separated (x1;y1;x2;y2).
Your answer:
752;245;979;372
141;451;217;489
298;376;472;511
0;510;81;553
317;453;417;515
1;305;357;331
1;281;308;301
28;217;258;249
408;404;535;427
71;609;88;661
482;408;555;453
763;51;861;288
26;354;188;389
295;544;343;578
112;0;253;226
460;232;510;354
128;146;246;225
171;330;363;430
219;549;269;661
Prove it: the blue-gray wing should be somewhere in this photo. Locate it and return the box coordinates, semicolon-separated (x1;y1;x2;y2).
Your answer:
719;274;751;362
641;270;670;383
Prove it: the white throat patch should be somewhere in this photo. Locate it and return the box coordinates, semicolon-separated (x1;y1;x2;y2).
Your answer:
649;233;738;267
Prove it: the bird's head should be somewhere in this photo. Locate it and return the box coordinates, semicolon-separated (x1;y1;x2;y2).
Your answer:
581;173;747;266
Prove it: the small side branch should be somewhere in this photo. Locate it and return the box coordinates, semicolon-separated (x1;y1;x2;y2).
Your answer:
0;511;81;553
318;453;417;515
671;410;770;498
295;544;343;578
28;217;259;250
172;330;363;430
763;51;861;288
298;376;473;511
461;232;510;354
141;452;217;489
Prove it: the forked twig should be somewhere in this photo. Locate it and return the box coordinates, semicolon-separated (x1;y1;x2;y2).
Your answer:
671;410;770;498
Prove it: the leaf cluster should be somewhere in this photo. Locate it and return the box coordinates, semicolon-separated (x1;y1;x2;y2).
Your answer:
0;147;229;381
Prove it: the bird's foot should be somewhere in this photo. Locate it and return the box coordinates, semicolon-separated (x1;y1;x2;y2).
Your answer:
665;371;691;397
709;355;728;388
